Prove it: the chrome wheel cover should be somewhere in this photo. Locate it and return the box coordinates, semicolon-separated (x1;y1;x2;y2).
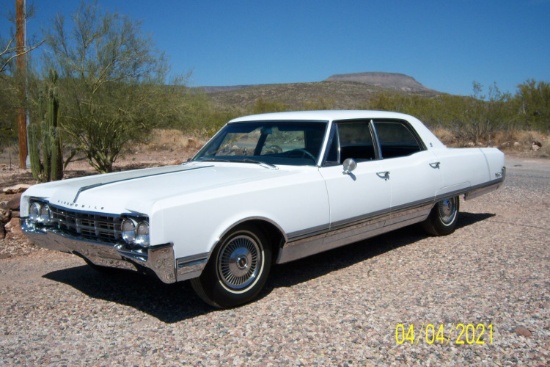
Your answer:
438;197;458;225
217;234;262;292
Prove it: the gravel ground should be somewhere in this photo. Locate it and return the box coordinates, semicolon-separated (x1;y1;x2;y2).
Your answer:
0;157;548;366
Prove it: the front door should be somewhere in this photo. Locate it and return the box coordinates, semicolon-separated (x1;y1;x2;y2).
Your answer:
319;120;392;246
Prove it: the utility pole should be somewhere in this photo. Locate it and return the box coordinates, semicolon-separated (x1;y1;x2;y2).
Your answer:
16;0;28;168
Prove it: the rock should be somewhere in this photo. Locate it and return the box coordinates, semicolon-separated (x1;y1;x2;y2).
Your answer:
0;201;11;223
513;142;521;147
7;193;22;210
4;217;23;237
514;326;532;338
0;223;5;239
2;184;31;194
0;206;11;224
532;141;541;151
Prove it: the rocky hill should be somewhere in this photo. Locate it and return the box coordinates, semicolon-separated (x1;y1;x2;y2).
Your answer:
204;72;439;111
325;72;433;93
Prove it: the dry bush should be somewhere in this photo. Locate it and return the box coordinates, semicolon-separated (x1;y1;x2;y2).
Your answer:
432;127;457;146
143;129;204;152
431;127;550;156
493;130;547;151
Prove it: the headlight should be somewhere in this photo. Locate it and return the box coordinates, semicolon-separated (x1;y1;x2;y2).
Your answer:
135;222;150;246
29;202;41;222
29;202;51;224
39;205;51;223
121;217;150;247
121;218;137;243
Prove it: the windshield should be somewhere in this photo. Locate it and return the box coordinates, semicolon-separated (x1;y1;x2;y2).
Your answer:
193;121;328;166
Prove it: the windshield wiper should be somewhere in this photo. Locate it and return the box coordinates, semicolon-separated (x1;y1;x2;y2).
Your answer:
197;157;231;162
241;158;278;169
197;157;277;169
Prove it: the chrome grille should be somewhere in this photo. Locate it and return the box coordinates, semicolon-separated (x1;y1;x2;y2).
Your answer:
49;205;122;243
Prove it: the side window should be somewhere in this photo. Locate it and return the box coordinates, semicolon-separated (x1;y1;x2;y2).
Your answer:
337;120;376;163
374;121;423;159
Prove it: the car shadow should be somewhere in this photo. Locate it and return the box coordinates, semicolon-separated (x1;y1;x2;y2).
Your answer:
43;211;495;322
44;265;212;322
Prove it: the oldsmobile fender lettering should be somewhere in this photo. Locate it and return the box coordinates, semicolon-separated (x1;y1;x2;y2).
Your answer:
55;199;105;211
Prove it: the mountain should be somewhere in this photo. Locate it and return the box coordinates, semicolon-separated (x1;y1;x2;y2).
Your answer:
202;72;439;110
325;72;433;93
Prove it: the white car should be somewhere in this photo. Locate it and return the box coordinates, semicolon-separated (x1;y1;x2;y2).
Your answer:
21;110;505;308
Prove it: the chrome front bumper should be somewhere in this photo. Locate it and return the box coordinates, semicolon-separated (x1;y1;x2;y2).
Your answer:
21;218;177;284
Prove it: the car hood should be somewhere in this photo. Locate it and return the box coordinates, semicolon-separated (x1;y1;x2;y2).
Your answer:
24;162;294;215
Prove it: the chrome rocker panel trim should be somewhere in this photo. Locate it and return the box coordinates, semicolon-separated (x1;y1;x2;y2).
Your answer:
464;177;505;201
277;202;433;264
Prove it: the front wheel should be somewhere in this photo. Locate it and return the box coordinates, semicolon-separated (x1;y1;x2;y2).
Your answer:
422;197;459;236
191;225;272;308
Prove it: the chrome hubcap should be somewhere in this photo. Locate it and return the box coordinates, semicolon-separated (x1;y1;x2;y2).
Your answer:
439;198;457;225
218;234;262;291
237;256;248;270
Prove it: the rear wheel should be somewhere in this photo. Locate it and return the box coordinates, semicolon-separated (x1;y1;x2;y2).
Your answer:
191;224;272;308
422;197;459;236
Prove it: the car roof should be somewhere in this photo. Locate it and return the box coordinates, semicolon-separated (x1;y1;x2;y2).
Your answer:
229;110;415;123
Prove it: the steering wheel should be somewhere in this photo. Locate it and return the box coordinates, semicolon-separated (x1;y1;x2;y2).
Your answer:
284;149;317;162
263;145;283;154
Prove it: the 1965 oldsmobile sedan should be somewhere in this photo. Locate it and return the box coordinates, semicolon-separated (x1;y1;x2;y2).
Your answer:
21;110;505;308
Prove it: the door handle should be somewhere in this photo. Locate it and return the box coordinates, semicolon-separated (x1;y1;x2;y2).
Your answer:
376;171;390;180
429;162;440;169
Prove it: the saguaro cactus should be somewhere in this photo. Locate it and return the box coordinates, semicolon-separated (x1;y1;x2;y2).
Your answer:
29;70;63;182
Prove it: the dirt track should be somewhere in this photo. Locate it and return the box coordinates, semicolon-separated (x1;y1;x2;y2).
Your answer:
0;157;549;366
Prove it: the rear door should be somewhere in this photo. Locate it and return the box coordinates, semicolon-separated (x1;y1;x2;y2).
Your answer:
372;120;442;224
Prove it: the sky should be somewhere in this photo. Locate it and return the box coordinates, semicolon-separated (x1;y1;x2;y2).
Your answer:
1;0;549;96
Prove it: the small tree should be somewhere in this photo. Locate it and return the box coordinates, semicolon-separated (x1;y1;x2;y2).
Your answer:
516;80;550;131
457;82;514;144
43;2;182;172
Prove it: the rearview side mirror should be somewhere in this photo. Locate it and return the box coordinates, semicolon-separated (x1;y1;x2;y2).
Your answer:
342;158;357;175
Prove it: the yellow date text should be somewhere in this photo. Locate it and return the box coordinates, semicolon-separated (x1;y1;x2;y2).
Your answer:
395;323;493;345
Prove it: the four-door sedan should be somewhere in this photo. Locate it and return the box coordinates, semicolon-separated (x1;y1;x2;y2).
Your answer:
21;110;505;308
